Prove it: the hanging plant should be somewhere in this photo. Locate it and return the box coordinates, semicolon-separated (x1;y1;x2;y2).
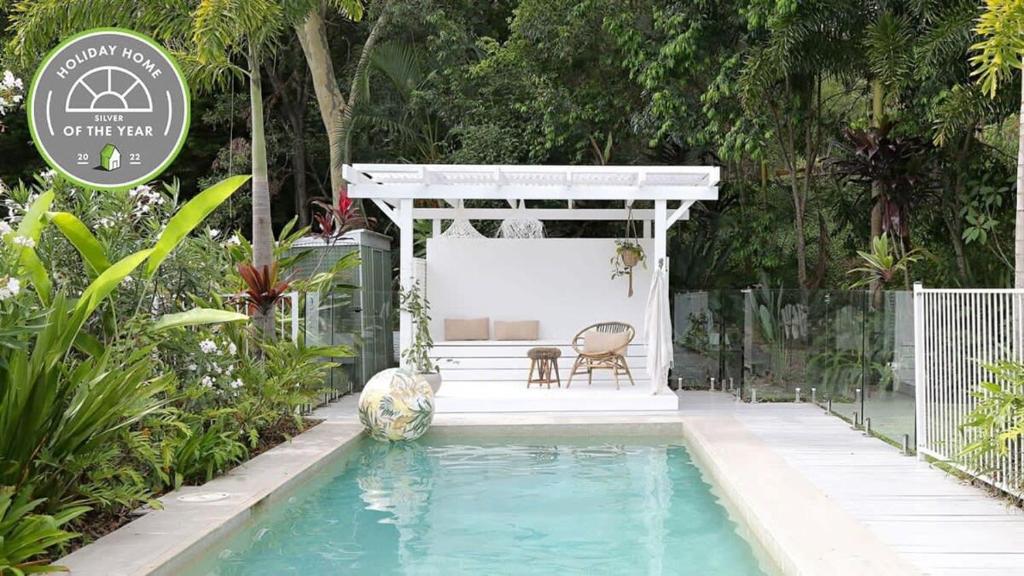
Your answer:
611;207;646;297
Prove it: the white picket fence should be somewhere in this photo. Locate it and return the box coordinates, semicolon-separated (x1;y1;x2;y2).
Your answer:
913;285;1024;494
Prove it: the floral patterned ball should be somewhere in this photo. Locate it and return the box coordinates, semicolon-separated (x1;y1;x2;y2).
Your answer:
358;368;435;442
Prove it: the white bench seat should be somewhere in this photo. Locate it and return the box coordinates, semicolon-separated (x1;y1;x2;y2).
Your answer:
430;340;650;383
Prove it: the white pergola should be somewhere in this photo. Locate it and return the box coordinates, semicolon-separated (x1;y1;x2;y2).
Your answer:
343;163;720;356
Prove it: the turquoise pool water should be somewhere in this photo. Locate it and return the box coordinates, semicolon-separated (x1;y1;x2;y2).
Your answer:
183;435;770;575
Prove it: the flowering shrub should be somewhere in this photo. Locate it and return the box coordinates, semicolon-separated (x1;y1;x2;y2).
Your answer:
0;70;23;117
0;170;353;570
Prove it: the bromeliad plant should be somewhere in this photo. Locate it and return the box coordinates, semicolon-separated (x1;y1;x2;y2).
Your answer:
847;233;924;296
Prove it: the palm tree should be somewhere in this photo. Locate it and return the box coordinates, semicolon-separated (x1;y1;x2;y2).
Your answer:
971;0;1024;287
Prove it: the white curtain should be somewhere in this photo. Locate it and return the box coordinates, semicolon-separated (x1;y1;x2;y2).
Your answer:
643;264;672;395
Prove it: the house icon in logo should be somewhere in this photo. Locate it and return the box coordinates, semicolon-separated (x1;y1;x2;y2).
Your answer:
100;143;120;171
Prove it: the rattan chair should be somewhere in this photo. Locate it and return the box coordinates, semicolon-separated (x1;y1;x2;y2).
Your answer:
566;322;636;389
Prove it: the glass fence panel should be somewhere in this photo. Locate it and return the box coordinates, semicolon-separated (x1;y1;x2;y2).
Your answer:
672;288;916;451
861;291;916;448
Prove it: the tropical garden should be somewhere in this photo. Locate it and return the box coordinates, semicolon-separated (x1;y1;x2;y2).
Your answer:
2;0;1024;571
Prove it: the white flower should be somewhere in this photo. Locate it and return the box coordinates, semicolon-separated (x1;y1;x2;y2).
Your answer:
0;277;16;301
199;339;218;354
227;342;237;355
11;235;35;248
186;363;198;371
229;378;244;389
223;236;241;247
95;217;114;229
0;221;11;237
200;375;215;388
39;169;56;185
208;228;221;239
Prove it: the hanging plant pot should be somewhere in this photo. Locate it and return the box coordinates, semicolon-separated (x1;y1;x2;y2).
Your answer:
611;205;646;297
619;246;642;268
611;241;645;298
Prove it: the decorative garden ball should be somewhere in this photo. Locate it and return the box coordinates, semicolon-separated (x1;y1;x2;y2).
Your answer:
358;368;435;442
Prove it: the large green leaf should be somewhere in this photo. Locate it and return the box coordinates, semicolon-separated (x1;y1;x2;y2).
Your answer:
47;211;111;276
152;308;250;332
10;191;54;304
145;174;250;278
77;249;154;320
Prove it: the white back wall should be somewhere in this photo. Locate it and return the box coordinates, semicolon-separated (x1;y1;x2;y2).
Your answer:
426;238;652;342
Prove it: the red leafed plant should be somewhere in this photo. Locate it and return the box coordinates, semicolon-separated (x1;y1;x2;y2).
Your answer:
311;186;376;240
237;262;292;315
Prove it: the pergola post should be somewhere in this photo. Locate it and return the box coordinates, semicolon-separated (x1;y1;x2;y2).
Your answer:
399;198;414;367
654;200;668;272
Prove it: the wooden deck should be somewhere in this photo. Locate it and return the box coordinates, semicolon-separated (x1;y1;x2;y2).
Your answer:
679;391;1024;576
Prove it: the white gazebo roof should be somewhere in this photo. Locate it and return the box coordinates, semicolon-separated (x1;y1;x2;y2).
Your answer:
343;164;719;202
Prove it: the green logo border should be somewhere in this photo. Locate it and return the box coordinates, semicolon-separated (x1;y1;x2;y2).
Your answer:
26;27;191;191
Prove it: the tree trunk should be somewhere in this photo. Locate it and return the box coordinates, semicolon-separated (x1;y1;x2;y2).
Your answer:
337;6;390;165
248;48;275;337
943;212;971;285
269;57;310;226
870;79;885;305
1016;73;1024;288
296;8;346;203
292;112;309;226
296;3;390;204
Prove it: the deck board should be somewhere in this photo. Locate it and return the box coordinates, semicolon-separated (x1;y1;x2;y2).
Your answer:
680;392;1024;576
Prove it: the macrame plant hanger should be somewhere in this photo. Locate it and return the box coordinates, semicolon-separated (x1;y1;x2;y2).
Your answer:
618;205;643;297
496;199;544;238
440;199;485;238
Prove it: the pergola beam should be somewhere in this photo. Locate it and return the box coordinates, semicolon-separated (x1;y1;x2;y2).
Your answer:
349;184;718;201
413;208;673;222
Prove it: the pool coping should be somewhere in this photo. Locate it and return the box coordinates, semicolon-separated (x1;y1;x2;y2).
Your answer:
59;411;920;576
59;421;365;576
683;414;921;576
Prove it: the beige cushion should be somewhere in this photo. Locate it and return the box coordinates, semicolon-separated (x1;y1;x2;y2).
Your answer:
444;318;489;341
494;320;539;341
582;330;629;355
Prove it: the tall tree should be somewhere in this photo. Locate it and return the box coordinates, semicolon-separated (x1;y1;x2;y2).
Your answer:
972;0;1024;287
295;0;384;203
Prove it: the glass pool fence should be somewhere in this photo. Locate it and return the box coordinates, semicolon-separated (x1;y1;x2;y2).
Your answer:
672;289;916;451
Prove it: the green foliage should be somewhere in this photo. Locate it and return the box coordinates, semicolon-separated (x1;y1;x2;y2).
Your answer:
960;361;1024;488
970;0;1024;97
0;486;87;575
847;233;924;290
400;281;436;374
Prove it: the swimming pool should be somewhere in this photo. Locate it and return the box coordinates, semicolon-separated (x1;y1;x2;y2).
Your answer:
181;434;771;575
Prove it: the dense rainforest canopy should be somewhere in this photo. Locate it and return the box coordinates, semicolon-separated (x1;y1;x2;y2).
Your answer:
1;0;1019;290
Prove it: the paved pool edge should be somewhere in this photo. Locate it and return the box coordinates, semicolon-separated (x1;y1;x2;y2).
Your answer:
59;422;365;576
682;415;921;576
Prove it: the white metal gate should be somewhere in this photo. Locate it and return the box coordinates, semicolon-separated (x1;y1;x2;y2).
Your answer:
914;285;1024;494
